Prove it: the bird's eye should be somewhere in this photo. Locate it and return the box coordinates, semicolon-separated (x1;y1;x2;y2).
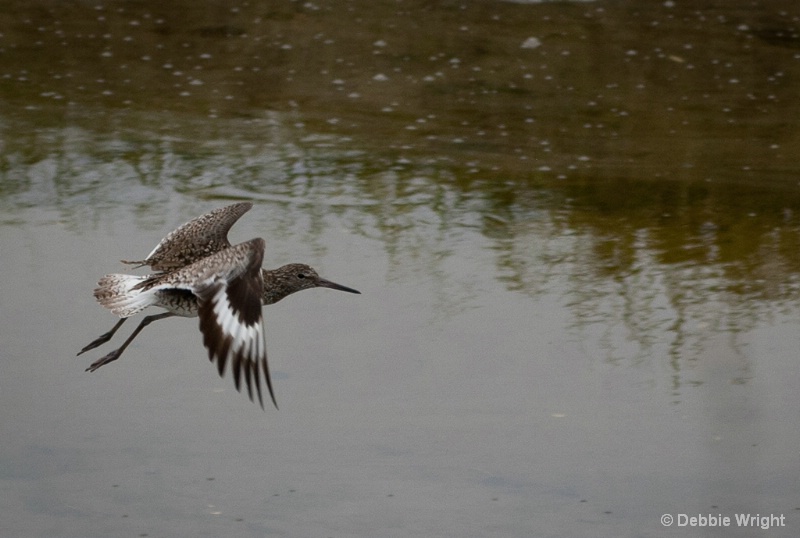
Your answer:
297;273;306;279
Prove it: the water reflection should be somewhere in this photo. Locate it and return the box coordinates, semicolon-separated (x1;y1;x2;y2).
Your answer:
3;112;800;384
3;0;799;180
2;1;800;537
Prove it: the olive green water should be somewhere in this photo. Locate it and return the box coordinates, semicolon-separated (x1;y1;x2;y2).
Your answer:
1;1;799;537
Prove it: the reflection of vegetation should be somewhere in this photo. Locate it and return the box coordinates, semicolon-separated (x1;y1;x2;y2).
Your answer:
3;118;800;390
494;175;800;392
3;0;800;392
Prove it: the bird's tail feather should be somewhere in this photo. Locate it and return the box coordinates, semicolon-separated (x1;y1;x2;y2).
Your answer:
94;274;157;318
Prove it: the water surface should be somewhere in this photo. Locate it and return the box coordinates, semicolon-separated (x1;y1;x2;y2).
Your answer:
1;1;799;537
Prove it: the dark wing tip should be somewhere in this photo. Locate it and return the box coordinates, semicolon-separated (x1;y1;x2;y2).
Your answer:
263;356;278;410
195;245;276;410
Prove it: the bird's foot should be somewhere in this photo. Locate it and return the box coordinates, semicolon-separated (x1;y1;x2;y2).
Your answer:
76;332;115;356
85;349;122;372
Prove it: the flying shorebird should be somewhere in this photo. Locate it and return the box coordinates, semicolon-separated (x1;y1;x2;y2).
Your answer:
77;202;360;409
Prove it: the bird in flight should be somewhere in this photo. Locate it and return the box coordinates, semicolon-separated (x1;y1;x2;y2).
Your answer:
78;202;360;409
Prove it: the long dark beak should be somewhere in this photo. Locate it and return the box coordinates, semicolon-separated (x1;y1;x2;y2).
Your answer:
317;278;361;295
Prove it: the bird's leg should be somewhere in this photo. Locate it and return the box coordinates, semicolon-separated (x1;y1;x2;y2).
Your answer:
77;318;128;356
85;313;176;372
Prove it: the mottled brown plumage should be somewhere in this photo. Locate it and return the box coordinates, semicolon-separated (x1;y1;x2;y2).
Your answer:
79;203;360;409
121;202;253;271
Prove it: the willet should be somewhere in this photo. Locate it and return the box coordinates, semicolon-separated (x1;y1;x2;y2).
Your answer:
78;202;360;409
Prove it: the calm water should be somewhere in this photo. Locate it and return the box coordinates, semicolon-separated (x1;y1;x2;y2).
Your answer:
1;1;799;537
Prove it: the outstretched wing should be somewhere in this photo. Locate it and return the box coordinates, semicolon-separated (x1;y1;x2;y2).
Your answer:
194;238;277;409
123;202;253;271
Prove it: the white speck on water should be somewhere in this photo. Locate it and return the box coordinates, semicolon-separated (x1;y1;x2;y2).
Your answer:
101;51;112;57
140;55;151;61
373;73;388;81
331;79;345;85
373;39;387;47
199;53;212;59
521;37;541;49
348;92;360;98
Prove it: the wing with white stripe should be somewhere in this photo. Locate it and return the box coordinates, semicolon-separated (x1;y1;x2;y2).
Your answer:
195;238;276;408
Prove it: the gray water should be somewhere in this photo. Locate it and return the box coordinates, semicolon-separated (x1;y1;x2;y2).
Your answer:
1;1;799;537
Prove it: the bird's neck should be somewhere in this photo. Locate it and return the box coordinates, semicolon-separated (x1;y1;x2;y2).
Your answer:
261;269;290;305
